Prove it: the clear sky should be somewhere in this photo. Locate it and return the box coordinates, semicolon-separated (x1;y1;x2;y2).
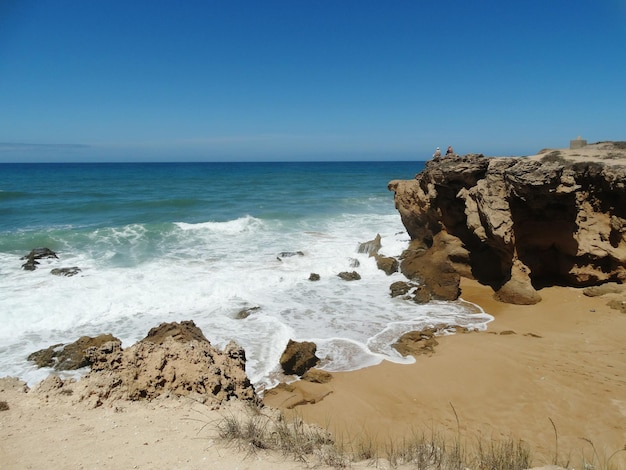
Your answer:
1;0;625;162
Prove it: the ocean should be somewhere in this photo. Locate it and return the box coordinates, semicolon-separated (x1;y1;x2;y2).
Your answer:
0;161;493;391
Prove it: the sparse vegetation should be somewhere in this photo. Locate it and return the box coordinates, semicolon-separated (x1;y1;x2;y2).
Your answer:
213;404;532;469
214;404;346;467
595;141;626;150
212;405;625;469
541;150;567;164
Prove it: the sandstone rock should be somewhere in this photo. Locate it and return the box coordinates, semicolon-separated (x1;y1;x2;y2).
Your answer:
400;236;461;301
279;339;320;376
358;234;381;256
583;282;625;296
141;320;209;344
337;271;361;281
493;261;542;305
389;144;626;304
27;321;260;407
412;285;432;304
28;334;122;370
392;327;441;357
375;254;399;275
389;280;414;297
301;368;332;384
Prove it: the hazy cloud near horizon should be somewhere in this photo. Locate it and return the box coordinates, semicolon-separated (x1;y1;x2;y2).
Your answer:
0;143;91;151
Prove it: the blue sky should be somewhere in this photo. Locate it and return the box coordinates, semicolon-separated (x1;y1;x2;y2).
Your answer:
1;0;625;162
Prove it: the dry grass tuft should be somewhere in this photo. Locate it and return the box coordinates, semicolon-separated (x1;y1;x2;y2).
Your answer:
213;405;623;469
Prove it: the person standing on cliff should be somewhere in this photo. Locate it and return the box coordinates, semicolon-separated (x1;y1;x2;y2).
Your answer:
446;146;454;156
433;147;441;157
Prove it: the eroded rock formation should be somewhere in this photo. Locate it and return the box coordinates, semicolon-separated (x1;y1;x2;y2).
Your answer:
29;320;259;407
389;142;626;304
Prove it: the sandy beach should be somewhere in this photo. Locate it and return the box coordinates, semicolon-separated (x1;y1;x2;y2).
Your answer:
1;279;625;469
264;278;626;468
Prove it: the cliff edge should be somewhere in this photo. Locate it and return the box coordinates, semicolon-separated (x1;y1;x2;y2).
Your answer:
389;141;626;304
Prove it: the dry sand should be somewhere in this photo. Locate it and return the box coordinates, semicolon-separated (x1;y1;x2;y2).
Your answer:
1;279;625;469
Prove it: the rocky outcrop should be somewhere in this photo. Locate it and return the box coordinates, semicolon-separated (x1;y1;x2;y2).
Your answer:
20;247;58;271
28;321;259;407
389;142;626;304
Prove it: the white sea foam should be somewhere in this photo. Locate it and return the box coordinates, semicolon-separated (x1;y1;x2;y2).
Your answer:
0;213;493;390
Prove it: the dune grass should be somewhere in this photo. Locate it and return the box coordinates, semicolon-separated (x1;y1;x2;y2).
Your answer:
213;402;534;469
212;402;626;469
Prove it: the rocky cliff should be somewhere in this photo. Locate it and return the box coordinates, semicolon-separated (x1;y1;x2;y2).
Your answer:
389;142;626;304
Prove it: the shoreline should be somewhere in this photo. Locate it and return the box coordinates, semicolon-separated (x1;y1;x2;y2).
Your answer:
1;278;625;468
264;278;626;467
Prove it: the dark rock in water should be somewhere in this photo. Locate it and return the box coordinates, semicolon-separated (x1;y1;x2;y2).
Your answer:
390;281;414;297
338;271;361;281
375;254;399;275
349;257;360;267
358;234;381;256
21;247;58;261
277;251;304;260
21;260;39;271
21;247;58;271
389;281;432;302
28;334;121;370
280;339;320;376
51;267;82;277
141;320;209;345
308;273;320;281
392;327;441;357
234;306;260;319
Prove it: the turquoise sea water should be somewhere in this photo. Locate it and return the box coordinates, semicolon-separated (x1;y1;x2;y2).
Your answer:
0;161;492;390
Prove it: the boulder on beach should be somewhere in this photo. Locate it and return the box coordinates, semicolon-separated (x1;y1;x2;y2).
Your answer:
279;339;320;376
392;327;441;357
